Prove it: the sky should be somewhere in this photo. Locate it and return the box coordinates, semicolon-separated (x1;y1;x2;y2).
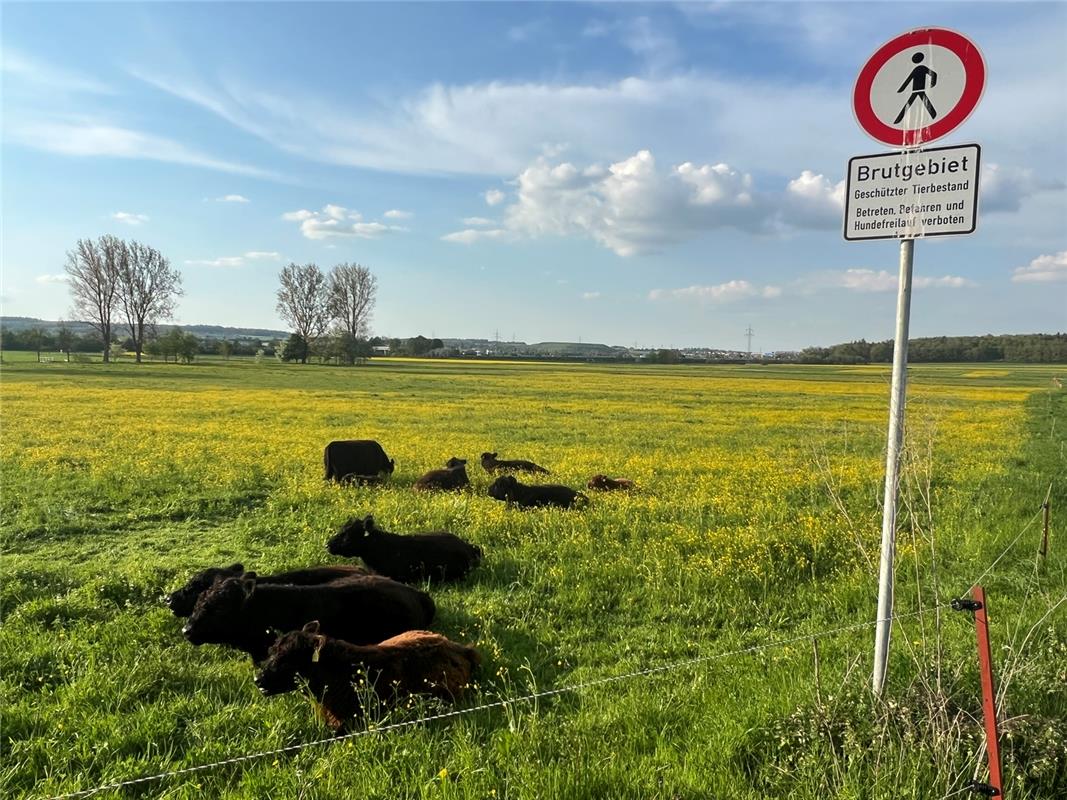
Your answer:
2;1;1065;352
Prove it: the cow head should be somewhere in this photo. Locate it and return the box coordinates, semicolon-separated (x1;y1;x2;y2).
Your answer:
487;475;519;501
445;457;467;468
182;574;256;645
254;621;324;696
166;562;244;617
327;515;378;556
385;459;396;474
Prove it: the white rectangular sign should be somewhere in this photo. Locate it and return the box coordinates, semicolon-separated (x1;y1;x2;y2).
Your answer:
843;143;981;241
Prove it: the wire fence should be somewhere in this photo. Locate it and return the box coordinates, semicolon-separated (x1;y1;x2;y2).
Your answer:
40;500;1054;800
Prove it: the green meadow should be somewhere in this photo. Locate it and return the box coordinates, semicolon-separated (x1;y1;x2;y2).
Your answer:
1;356;1064;799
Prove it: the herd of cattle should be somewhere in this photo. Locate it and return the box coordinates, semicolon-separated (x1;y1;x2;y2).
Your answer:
167;439;635;731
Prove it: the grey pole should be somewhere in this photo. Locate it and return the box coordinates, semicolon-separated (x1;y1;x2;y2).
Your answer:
873;237;914;695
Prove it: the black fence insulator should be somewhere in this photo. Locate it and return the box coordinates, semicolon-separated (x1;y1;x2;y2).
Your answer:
968;780;1000;796
951;598;983;612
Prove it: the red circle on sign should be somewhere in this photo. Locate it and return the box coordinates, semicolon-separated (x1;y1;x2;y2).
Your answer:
853;28;985;148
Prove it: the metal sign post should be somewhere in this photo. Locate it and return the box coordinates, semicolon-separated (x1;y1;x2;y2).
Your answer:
872;238;913;694
847;28;986;695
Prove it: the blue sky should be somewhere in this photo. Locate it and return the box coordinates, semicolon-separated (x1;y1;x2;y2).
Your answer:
2;1;1065;351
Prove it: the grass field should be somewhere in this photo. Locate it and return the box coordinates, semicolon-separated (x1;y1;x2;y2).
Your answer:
2;356;1064;799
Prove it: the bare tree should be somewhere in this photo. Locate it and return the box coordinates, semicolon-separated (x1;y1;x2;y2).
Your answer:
327;263;377;364
65;235;124;363
276;263;328;364
117;241;183;363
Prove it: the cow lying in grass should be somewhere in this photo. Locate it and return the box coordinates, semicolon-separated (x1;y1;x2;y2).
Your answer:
487;475;587;509
587;475;637;491
182;574;435;662
480;452;550;474
254;622;480;732
413;457;470;492
327;515;482;584
166;563;371;617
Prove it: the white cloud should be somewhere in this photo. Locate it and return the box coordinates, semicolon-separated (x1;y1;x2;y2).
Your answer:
441;228;510;245
449;151;869;255
282;205;400;240
981;164;1065;213
185;251;280;268
649;280;782;303
383;209;413;219
779;170;845;230
581;291;602;300
489;150;764;256
36;274;68;284
1011;251;1067;283
6;115;273;178
215;194;249;203
112;211;148;225
484;189;506;206
813;269;976;293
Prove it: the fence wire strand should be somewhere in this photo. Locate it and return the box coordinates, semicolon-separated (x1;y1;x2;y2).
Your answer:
39;496;1051;800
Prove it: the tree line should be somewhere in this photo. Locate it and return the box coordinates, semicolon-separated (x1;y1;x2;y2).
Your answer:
797;334;1067;364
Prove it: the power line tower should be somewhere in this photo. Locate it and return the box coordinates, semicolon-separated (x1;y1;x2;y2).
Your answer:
745;326;755;359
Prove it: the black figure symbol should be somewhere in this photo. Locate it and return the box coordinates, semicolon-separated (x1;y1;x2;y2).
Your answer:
893;52;938;124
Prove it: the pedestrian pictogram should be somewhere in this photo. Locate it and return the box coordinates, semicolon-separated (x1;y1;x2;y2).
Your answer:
893;52;938;124
853;28;985;149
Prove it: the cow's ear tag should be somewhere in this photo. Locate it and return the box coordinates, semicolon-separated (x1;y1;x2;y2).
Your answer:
312;635;326;663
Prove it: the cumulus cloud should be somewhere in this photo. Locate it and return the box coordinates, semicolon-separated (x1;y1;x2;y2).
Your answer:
448;150;767;256
581;291;601;300
282;205;402;240
36;274;68;284
1011;251;1067;283
112;211;148;225
484;189;506;206
215;194;249;203
649;280;782;303
444;150;870;255
813;269;976;293
185;251;280;268
779;170;845;229
981;164;1065;213
383;209;412;219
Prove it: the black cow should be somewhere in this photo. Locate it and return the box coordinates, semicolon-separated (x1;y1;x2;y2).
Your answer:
182;573;435;662
166;563;372;617
413;457;470;492
327;515;482;583
480;452;550;474
324;440;395;482
487;475;587;509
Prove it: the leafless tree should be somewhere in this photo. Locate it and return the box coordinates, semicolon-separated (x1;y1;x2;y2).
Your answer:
327;263;377;363
65;235;124;363
118;241;183;363
276;263;328;363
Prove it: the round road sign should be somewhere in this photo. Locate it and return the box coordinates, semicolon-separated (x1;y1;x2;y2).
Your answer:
853;28;985;149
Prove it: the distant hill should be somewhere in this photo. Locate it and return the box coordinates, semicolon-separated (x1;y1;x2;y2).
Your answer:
0;317;288;340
